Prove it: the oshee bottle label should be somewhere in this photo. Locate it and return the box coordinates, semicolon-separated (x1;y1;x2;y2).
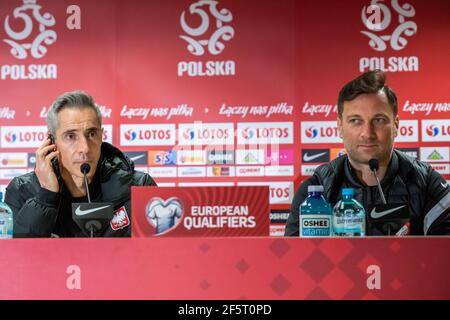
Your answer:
300;215;331;236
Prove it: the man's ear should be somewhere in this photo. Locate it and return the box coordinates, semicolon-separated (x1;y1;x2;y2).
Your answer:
394;115;400;137
337;116;343;139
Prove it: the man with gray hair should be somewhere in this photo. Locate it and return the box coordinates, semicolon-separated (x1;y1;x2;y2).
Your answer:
5;91;157;237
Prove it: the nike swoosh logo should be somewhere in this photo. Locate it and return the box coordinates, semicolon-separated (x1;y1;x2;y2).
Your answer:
75;205;111;216
303;152;327;162
370;205;406;219
441;182;449;189
130;155;145;162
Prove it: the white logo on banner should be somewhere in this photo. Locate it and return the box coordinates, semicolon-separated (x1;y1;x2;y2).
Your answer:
178;0;235;77
180;0;234;56
359;0;419;72
3;0;57;59
361;0;417;51
1;0;58;80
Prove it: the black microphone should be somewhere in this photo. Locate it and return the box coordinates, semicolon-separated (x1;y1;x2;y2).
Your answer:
368;158;386;204
367;159;410;236
72;163;113;237
80;163;91;203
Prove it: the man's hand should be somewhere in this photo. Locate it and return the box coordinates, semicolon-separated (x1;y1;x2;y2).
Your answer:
35;138;60;193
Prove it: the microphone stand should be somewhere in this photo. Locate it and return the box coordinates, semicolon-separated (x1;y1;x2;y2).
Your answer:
81;164;94;238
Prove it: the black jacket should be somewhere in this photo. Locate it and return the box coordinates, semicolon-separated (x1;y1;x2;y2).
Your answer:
5;143;157;238
285;150;450;236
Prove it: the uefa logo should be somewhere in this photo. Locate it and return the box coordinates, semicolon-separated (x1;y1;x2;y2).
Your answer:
3;0;57;59
361;0;417;51
180;0;234;56
145;197;183;235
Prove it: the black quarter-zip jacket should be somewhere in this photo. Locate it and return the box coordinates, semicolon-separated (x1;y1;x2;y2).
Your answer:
5;142;157;237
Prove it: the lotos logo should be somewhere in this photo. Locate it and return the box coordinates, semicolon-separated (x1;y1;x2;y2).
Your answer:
426;125;439;137
3;0;57;59
180;0;234;56
422;120;450;142
305;127;318;139
361;0;417;51
241;127;254;140
146;197;183;235
121;124;176;146
301;121;340;143
124;129;137;141
5;132;17;143
1;126;47;148
182;128;195;140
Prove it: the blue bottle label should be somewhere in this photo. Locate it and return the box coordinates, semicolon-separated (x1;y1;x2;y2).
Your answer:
300;215;331;237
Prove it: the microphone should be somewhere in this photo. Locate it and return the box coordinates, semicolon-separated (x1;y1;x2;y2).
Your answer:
80;163;91;203
367;159;410;236
72;163;113;237
368;158;386;204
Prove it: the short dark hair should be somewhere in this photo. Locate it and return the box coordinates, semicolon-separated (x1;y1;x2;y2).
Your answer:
46;91;102;136
337;70;398;118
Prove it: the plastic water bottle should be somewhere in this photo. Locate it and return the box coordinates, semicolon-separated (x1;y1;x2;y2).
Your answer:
0;192;13;239
332;188;366;236
299;185;332;237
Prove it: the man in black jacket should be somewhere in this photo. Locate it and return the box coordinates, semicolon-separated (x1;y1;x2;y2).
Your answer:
5;91;157;237
285;70;450;236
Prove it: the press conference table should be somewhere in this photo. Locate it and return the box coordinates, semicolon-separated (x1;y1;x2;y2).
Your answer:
0;237;449;299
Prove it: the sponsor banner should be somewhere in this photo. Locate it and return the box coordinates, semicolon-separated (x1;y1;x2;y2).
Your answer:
236;166;264;177
266;148;294;165
124;152;148;165
430;164;450;175
236;149;265;165
206;149;234;165
270;210;291;224
420;147;450;163
301;121;340;144
302;149;330;163
132;186;269;237
237;122;293;145
270;224;286;237
0;126;47;148
178;182;235;187
177;149;206;165
0;152;28;168
422;120;450;142
147;167;177;178
206;166;235;177
395;120;419;142
102;125;113;144
237;181;293;204
148;150;177;166
120;124;176;146
302;164;320;176
177;166;206;177
264;165;294;177
397;147;419;159
178;123;234;146
0;169;28;180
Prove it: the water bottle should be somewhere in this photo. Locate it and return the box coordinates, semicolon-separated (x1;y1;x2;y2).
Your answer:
0;192;13;239
332;188;366;236
299;185;332;237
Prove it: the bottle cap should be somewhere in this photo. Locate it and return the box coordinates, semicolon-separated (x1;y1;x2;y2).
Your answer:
308;185;324;193
341;188;354;196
